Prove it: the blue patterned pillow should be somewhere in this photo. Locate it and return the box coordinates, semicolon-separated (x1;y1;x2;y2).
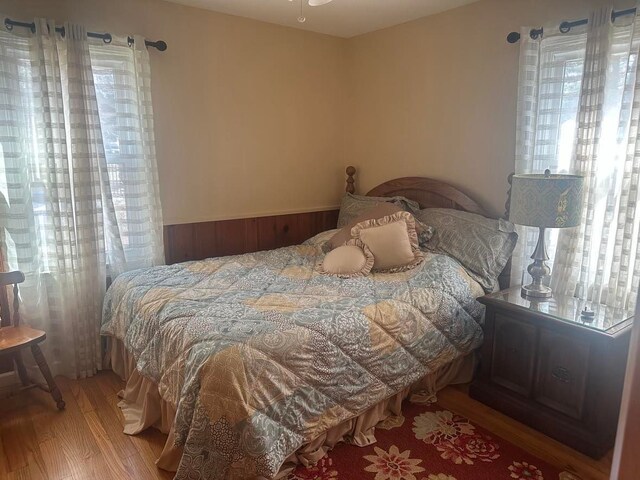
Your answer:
337;193;421;228
415;208;518;292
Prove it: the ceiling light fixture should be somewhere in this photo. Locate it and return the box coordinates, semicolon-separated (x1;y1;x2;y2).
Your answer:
292;0;333;23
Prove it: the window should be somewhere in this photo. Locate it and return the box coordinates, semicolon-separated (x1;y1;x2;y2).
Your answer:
0;30;163;278
515;15;640;309
90;43;163;272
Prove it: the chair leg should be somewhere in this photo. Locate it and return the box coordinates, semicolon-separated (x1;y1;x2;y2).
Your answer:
30;344;65;410
13;352;31;387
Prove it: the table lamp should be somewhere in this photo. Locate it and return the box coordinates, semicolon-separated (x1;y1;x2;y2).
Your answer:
509;170;584;299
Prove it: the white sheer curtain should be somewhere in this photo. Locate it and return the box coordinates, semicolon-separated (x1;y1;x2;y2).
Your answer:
0;19;164;378
90;35;164;274
513;4;640;310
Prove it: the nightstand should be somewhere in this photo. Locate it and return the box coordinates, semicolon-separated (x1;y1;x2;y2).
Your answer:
469;286;633;458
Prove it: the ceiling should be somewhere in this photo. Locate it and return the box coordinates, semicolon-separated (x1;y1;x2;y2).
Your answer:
165;0;481;38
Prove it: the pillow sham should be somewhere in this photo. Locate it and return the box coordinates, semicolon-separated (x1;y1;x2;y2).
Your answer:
351;211;424;273
414;208;517;292
328;203;435;251
317;240;374;278
337;193;420;228
329;203;402;250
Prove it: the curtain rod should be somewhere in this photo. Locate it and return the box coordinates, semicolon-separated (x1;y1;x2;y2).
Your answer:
4;18;167;51
506;7;637;44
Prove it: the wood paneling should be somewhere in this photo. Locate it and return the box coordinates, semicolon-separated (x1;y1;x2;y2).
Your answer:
163;209;339;265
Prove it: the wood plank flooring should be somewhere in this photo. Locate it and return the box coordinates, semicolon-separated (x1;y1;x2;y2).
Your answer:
438;386;612;480
0;372;612;480
0;372;172;480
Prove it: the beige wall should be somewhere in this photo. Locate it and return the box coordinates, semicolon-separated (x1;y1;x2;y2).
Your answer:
1;0;631;223
344;0;627;216
0;0;347;224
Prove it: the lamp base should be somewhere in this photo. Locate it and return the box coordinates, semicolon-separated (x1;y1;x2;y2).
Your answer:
521;283;552;299
521;226;553;300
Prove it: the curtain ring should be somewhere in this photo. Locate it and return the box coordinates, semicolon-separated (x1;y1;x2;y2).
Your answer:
103;33;112;44
559;21;571;33
127;36;134;47
4;18;13;31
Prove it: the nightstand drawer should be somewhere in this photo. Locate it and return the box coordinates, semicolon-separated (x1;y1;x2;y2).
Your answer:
534;329;590;419
490;313;537;396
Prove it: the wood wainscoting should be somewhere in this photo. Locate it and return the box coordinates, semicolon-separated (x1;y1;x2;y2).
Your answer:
163;209;339;264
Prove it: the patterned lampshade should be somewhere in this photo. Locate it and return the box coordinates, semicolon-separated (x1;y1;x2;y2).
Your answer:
509;173;584;228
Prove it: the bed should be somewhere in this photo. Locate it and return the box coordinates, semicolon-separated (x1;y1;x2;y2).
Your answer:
101;167;512;480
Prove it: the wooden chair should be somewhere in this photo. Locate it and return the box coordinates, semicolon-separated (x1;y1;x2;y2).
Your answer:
0;271;65;410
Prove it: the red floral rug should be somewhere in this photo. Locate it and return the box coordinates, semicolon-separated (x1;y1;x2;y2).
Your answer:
289;396;561;480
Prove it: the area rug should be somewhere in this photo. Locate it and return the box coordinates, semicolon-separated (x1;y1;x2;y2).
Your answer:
288;395;561;480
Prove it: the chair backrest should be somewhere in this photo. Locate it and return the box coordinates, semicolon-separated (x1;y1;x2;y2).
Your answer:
0;271;25;327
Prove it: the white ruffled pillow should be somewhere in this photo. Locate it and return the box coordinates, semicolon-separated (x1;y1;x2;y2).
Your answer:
317;240;374;278
351;211;424;273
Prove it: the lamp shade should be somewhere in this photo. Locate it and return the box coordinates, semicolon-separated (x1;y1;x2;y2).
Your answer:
509;173;584;228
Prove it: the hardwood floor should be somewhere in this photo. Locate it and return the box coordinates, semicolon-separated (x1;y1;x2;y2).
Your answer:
438;386;612;480
0;372;172;480
0;372;612;480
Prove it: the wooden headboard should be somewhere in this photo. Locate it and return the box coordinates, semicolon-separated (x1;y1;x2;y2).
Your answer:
345;166;511;219
344;166;513;288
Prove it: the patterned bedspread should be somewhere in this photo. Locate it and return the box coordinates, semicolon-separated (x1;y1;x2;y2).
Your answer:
101;243;485;480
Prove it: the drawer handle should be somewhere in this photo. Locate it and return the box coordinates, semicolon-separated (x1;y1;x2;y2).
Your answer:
551;366;572;384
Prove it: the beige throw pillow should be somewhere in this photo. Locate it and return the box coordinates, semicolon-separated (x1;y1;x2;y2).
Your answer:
317;240;374;278
351;211;424;273
328;203;403;251
328;203;434;251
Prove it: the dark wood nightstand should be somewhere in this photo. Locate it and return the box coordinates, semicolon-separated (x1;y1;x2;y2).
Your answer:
469;286;633;458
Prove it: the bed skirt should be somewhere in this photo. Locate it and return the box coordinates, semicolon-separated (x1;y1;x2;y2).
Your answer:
107;338;476;478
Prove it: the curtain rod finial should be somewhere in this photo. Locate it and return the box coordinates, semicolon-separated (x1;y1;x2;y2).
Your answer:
507;31;520;43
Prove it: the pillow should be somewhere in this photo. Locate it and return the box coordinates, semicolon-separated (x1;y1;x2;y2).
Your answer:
328;203;435;251
337;193;420;228
416;219;436;248
317;240;374;278
351;211;424;273
328;203;403;250
414;208;518;292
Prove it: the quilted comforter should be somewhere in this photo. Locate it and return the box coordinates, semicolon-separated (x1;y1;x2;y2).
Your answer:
101;242;485;480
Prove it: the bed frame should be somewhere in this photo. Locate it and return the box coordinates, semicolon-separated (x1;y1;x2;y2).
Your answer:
344;166;513;289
